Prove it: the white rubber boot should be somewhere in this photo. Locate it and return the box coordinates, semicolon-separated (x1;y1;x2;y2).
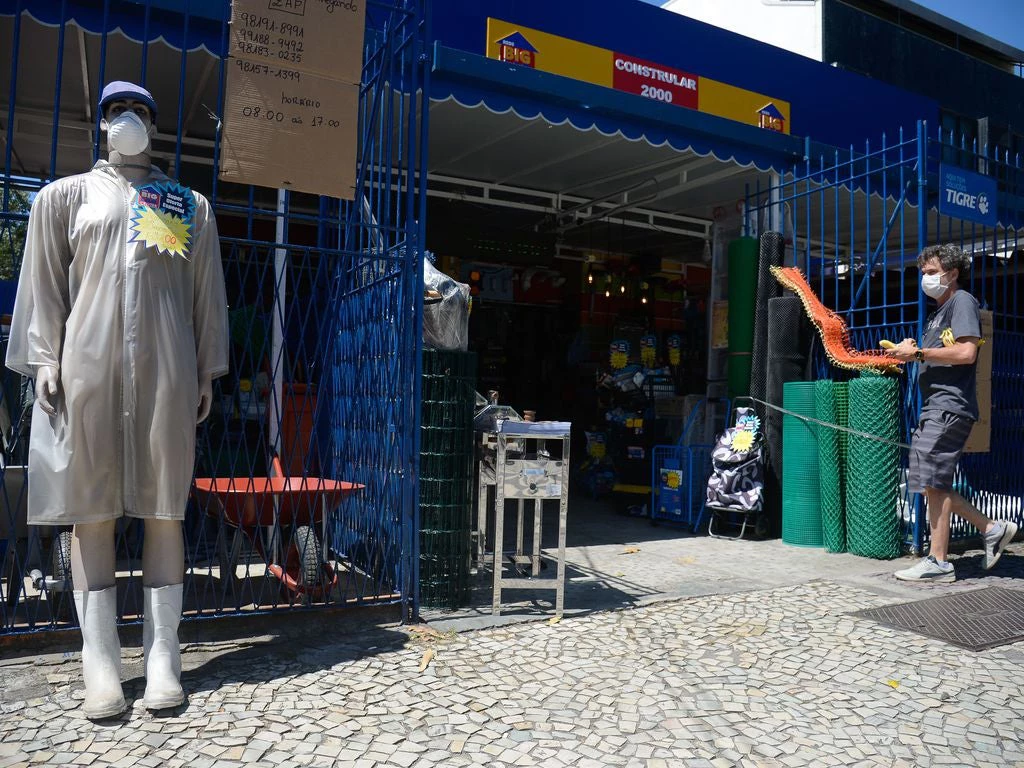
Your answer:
142;584;186;710
73;587;127;720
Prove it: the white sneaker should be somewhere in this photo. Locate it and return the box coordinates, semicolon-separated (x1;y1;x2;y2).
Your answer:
894;555;955;583
983;521;1018;570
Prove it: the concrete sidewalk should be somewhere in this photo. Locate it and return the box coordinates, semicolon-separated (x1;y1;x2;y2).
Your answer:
1;503;1022;768
425;497;1022;631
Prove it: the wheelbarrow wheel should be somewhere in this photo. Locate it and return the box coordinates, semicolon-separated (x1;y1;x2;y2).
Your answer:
49;529;74;620
217;522;244;605
52;529;72;585
290;524;323;592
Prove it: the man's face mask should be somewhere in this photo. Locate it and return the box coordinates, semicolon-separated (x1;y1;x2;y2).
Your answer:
106;111;151;156
920;271;951;299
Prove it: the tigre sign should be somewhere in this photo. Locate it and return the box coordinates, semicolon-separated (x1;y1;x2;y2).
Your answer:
938;164;998;227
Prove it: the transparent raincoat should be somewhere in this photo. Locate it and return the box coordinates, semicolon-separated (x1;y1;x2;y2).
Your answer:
6;161;229;524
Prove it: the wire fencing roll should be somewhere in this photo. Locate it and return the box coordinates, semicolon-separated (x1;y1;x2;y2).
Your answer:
815;380;848;553
419;350;477;609
846;374;902;559
782;381;822;547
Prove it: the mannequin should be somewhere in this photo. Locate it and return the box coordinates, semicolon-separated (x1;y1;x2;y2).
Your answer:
7;82;229;719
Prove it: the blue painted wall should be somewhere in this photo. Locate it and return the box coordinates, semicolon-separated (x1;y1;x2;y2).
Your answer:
432;0;940;151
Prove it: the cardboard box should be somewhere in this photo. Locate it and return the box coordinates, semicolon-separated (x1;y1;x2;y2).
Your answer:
219;63;358;199
964;309;992;454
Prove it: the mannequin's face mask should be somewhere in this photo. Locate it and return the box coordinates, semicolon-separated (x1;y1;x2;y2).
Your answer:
102;101;155;156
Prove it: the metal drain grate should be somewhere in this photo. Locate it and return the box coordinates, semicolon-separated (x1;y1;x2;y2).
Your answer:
853;587;1024;651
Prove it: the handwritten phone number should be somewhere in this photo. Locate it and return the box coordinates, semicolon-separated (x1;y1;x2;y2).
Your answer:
238;105;342;129
236;40;303;63
237;13;305;37
234;60;301;82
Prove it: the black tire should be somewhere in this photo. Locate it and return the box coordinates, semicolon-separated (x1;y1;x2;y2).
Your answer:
50;529;74;620
217;523;244;606
291;524;323;591
52;529;72;586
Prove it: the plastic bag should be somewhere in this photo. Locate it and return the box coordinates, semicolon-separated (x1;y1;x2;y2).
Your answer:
423;257;470;351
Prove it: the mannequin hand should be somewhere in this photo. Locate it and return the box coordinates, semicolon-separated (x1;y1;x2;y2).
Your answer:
34;365;59;417
197;377;213;424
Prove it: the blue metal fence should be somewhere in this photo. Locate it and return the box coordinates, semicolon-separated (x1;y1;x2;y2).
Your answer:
747;121;1023;552
0;0;428;633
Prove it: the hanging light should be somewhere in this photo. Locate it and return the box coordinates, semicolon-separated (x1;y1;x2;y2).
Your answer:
619;283;626;294
641;295;648;305
587;270;594;285
641;281;649;305
604;288;611;298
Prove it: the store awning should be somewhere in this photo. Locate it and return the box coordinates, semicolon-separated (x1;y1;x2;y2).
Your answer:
430;45;806;177
0;0;225;53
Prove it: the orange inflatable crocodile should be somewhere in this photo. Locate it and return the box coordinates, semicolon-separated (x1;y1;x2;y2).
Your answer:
769;266;904;373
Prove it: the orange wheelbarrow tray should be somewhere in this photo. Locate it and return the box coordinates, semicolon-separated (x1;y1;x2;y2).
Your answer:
191;473;364;597
191;475;363;529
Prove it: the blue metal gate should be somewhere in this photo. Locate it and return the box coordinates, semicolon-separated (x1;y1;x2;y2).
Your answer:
747;122;1023;552
0;0;428;634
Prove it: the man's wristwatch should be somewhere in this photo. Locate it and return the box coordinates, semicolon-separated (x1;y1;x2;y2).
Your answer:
914;349;924;362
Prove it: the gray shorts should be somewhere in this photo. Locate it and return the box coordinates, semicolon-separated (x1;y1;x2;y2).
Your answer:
907;411;973;494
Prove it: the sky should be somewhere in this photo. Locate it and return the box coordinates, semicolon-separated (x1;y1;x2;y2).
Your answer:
641;0;1024;53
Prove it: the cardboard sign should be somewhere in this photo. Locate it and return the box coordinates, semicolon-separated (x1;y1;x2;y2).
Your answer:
964;309;993;454
230;0;365;83
220;63;358;198
220;0;366;199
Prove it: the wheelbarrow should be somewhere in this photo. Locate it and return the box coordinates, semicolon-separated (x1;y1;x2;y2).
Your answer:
192;456;362;602
0;465;74;622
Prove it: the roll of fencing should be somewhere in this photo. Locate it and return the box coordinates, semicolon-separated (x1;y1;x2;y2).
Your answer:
782;381;822;547
815;380;848;553
846;374;902;560
750;232;784;423
419;350;477;609
765;294;812;534
727;237;759;397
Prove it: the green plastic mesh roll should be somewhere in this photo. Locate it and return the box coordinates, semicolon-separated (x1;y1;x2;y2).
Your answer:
846;374;901;559
782;381;822;547
727;237;758;397
815;381;847;553
419;350;477;609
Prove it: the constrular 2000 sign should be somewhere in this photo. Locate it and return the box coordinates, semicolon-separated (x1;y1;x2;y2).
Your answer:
486;19;791;135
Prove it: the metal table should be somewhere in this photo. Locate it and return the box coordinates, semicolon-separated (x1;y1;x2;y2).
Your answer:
487;421;570;618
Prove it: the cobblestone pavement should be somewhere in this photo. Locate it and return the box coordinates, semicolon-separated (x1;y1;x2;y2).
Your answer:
2;579;1023;768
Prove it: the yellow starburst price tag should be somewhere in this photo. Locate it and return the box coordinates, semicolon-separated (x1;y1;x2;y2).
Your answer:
730;430;755;453
129;182;195;259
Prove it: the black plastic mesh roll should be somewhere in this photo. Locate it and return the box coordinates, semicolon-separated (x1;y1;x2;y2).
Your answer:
765;295;812;532
750;231;785;425
419;350;476;609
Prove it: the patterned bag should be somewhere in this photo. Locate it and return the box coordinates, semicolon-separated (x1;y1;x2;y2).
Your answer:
705;408;765;512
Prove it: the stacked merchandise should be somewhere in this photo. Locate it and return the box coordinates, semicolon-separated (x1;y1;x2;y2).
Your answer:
419;350;477;609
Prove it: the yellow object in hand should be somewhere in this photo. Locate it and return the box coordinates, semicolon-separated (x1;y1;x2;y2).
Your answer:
879;340;896;350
